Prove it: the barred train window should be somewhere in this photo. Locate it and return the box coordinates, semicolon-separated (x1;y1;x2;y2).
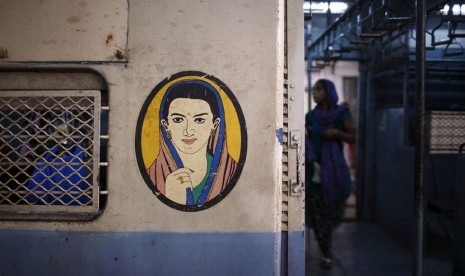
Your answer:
0;90;107;220
426;110;465;153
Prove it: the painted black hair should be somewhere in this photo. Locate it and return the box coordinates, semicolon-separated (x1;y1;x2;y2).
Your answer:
161;81;220;121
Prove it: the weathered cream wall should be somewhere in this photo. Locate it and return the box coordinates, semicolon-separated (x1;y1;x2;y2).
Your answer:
123;0;283;233
0;0;128;61
0;0;287;233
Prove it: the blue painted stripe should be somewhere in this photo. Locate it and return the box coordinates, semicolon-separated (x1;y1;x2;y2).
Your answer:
0;230;299;276
288;231;305;276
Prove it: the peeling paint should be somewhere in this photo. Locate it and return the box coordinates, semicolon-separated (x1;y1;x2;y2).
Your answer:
42;39;57;45
276;128;283;145
0;47;8;59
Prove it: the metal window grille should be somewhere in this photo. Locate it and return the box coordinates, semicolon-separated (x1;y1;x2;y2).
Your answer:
0;90;103;220
426;110;465;153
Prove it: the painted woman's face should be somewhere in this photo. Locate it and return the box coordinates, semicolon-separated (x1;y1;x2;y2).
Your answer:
162;98;220;154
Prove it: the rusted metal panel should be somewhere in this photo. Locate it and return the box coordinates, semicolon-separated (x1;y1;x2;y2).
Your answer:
0;0;128;62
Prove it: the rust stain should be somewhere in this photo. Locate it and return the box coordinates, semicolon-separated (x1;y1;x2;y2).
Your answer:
0;47;8;59
105;34;113;46
114;49;128;60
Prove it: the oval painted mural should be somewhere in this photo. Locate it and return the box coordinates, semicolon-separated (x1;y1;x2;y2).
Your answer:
135;71;247;211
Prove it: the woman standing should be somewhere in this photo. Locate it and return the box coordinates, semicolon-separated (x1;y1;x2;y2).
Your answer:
305;79;355;269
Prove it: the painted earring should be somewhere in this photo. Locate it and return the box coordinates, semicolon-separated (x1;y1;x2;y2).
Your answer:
167;130;172;139
210;129;216;138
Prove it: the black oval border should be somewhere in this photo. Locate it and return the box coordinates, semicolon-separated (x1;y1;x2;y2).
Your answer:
135;71;247;212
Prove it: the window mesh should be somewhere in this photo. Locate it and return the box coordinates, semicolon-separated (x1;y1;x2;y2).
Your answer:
0;90;101;219
426;110;465;153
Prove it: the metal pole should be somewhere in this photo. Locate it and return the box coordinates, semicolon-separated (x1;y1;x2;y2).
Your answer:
414;0;425;274
305;22;313;110
326;0;332;28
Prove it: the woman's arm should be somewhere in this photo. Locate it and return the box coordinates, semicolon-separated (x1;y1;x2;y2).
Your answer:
341;119;356;143
322;119;356;143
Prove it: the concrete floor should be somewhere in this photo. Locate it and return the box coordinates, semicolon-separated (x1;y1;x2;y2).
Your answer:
306;221;454;276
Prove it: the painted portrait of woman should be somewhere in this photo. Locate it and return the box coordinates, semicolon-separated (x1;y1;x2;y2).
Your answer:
136;71;247;211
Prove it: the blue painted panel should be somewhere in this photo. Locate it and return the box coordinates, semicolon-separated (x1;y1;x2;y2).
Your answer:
288;231;305;275
0;231;285;276
375;108;415;245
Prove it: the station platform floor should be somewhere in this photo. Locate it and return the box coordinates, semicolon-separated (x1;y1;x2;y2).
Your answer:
305;221;454;275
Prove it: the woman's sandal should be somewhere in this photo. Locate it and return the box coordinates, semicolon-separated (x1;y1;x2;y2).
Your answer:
319;257;332;269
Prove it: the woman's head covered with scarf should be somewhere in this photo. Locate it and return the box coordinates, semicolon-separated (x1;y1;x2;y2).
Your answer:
312;79;347;126
315;79;339;109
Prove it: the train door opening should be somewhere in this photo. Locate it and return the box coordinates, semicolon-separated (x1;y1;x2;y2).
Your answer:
307;61;360;221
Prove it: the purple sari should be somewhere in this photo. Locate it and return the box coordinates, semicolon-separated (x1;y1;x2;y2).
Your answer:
312;79;349;206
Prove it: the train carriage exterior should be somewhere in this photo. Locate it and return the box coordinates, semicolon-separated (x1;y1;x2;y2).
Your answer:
0;0;306;275
3;0;465;275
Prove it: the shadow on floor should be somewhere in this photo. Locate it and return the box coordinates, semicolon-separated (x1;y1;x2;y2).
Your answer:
306;221;453;276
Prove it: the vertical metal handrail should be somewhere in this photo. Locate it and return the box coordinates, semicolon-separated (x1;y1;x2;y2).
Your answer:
455;143;465;273
414;0;426;274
